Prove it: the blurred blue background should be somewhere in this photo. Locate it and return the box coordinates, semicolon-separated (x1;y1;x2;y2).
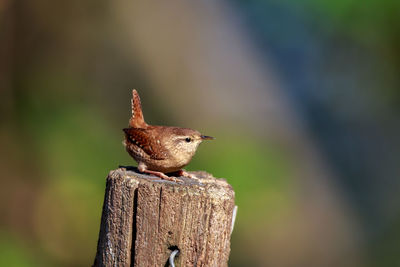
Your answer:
1;0;400;266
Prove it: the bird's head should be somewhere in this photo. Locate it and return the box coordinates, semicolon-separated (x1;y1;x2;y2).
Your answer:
166;128;214;162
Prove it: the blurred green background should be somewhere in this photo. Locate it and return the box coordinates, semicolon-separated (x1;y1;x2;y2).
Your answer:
1;0;400;266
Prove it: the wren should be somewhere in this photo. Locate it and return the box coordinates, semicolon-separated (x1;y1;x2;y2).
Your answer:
123;89;214;181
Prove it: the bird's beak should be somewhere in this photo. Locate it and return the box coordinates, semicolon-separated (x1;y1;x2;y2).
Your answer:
201;135;215;140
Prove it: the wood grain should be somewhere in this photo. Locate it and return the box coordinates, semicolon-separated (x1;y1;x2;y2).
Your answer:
93;167;235;267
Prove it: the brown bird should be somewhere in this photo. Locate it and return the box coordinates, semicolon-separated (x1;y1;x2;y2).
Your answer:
123;89;214;181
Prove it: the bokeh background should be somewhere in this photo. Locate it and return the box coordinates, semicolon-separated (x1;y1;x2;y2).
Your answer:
1;0;400;266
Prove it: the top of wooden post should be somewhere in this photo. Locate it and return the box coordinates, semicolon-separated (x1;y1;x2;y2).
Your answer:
114;166;234;200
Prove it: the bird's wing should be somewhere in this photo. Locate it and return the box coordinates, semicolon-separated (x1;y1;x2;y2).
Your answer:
123;128;168;160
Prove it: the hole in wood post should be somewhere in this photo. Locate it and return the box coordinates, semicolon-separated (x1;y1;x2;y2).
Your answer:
168;245;179;251
164;246;179;267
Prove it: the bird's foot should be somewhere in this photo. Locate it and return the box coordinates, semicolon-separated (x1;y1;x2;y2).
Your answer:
141;169;182;183
176;169;199;180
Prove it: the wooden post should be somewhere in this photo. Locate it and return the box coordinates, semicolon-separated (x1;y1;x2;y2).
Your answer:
93;167;236;267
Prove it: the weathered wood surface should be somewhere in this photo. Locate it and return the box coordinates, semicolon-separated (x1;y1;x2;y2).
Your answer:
93;167;236;267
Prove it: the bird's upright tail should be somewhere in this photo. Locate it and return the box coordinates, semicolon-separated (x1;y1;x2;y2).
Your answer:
129;89;147;128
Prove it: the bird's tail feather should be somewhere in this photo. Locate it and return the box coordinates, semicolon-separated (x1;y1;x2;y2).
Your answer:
129;89;147;128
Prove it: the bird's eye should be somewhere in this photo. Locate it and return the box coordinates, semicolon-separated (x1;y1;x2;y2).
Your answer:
185;137;192;143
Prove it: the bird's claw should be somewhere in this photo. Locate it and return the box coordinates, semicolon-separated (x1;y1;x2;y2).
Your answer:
162;175;184;183
177;170;199;180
